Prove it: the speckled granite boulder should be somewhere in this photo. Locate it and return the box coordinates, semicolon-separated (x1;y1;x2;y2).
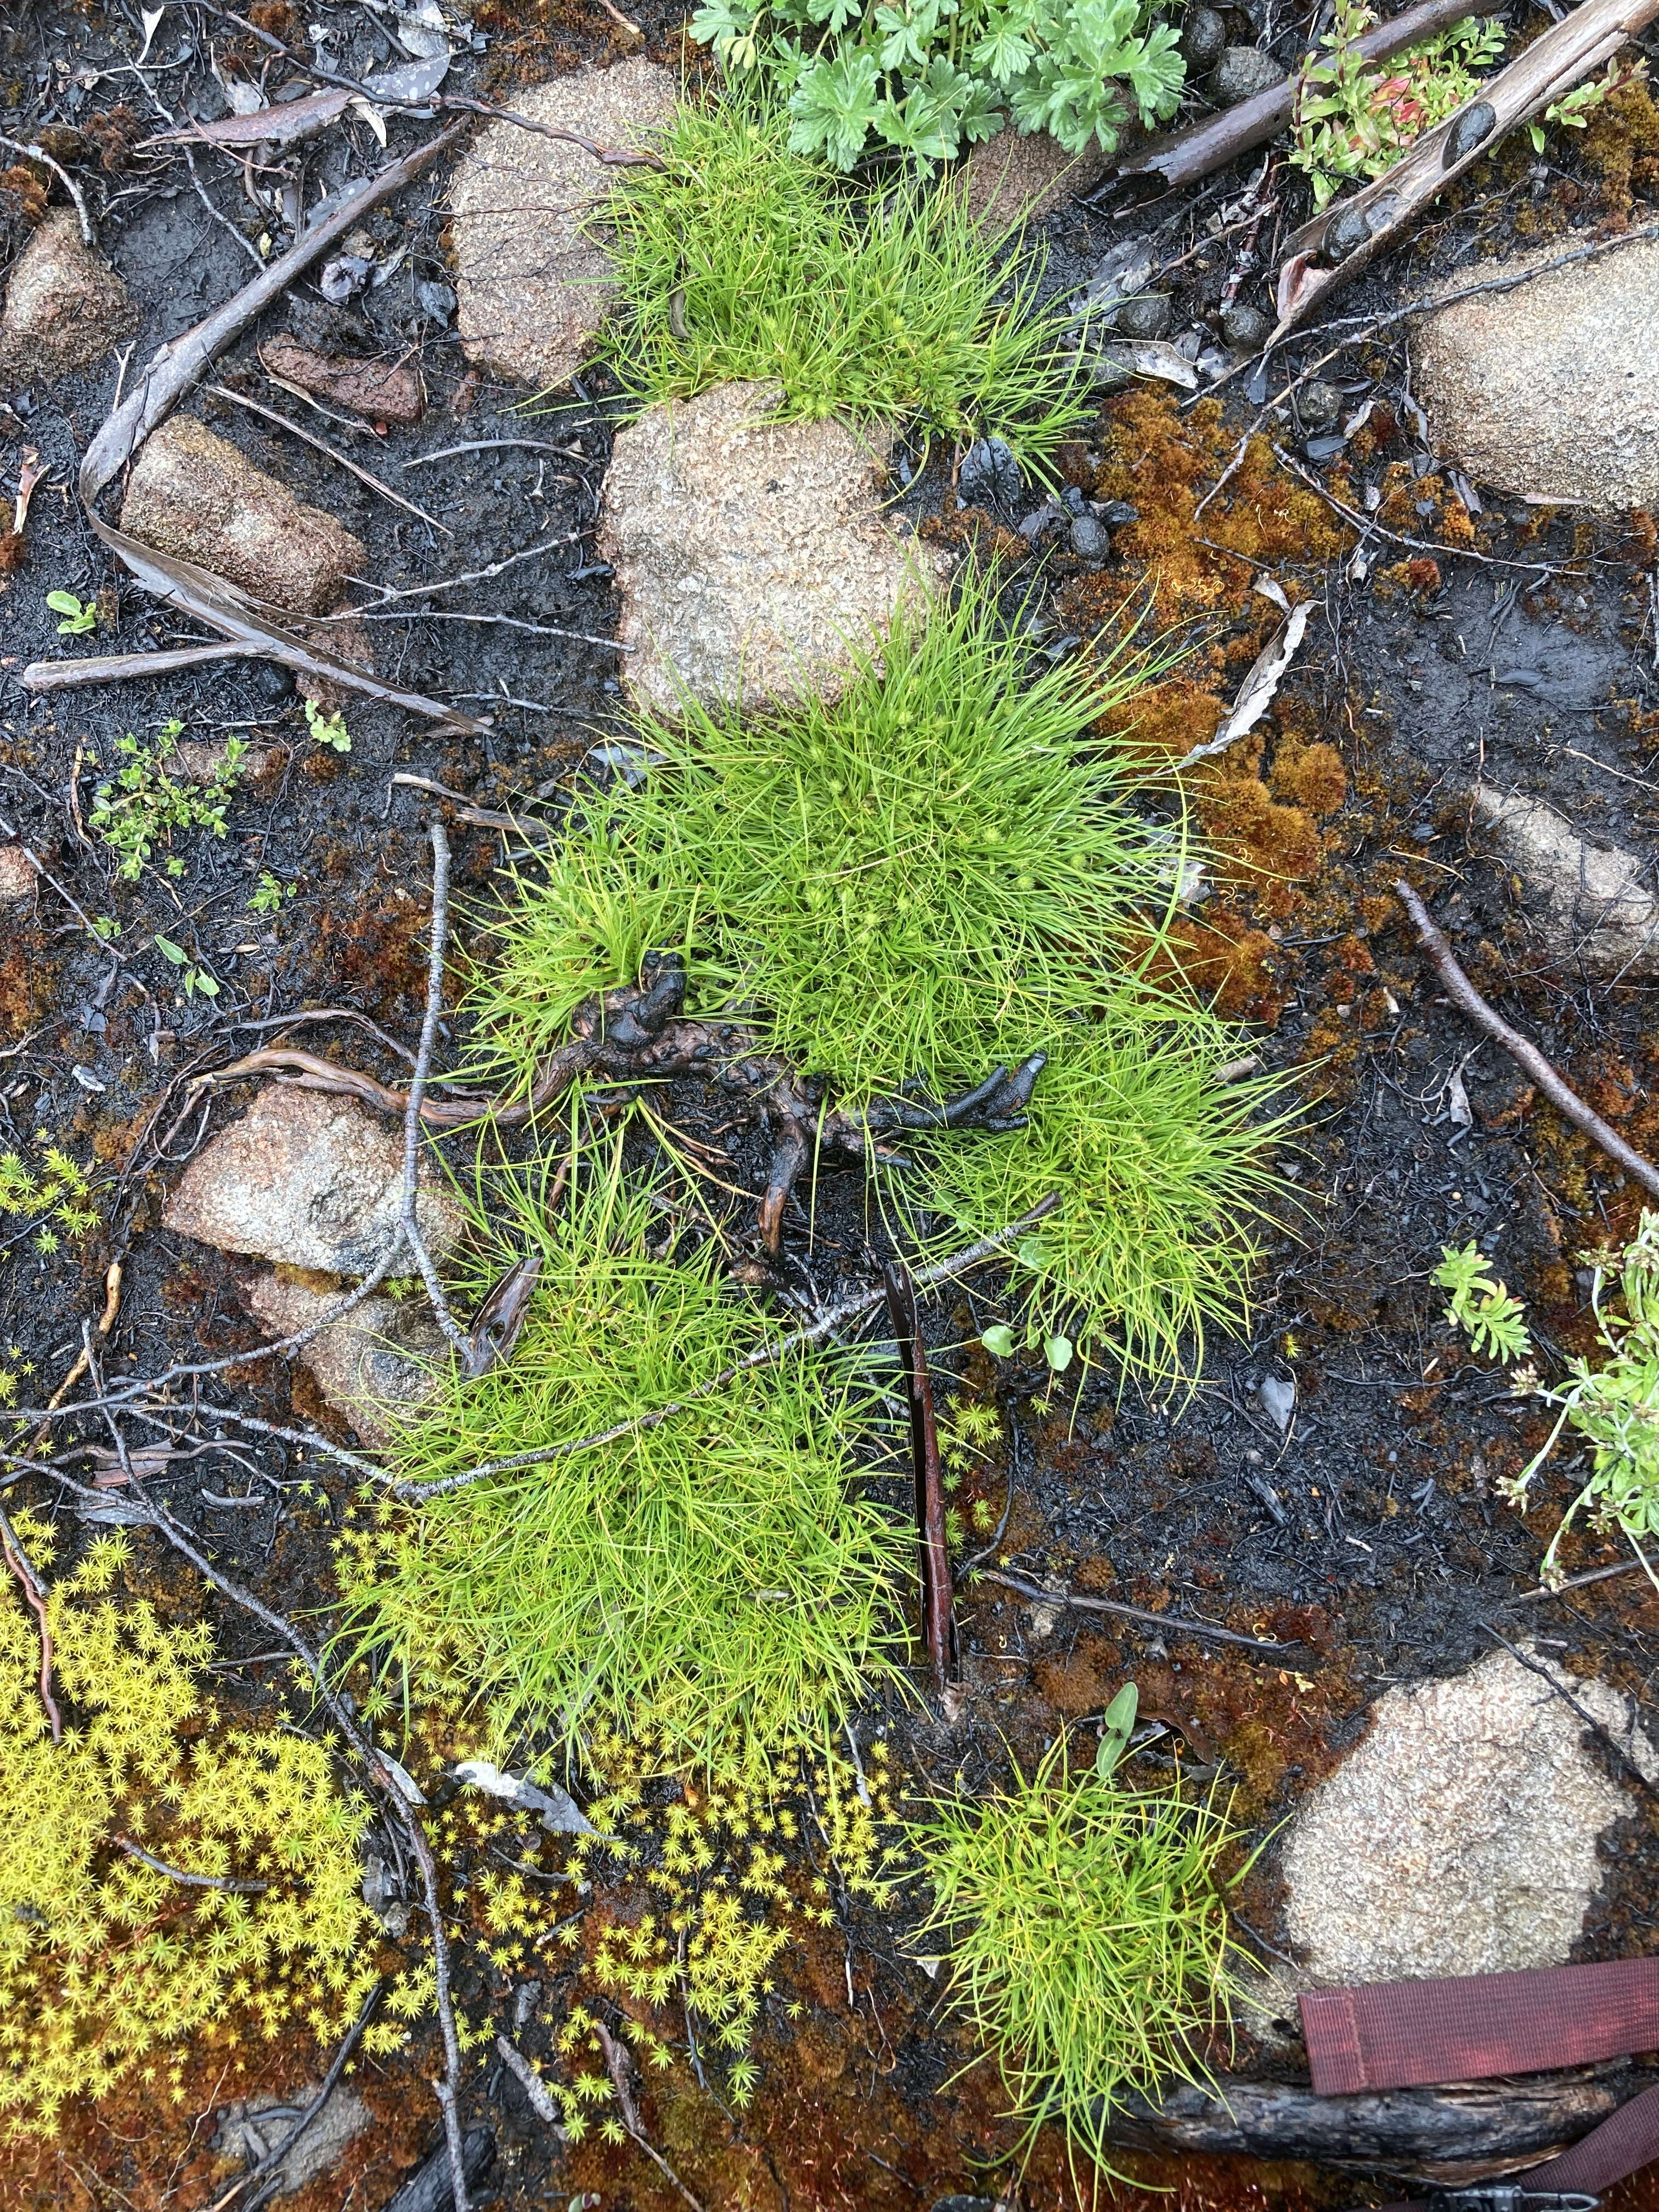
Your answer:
448;57;675;391
600;379;946;717
0;208;137;380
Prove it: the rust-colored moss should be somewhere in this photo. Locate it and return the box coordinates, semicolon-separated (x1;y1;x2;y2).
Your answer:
1582;75;1659;217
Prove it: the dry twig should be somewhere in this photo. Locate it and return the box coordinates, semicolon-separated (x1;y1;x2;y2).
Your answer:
1395;880;1659;1204
970;1565;1302;1658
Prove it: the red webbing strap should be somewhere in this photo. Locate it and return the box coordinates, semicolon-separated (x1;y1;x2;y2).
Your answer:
1301;1962;1659;2204
1301;1960;1659;2097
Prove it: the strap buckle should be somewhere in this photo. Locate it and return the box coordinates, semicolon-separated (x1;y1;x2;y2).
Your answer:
1426;2192;1601;2212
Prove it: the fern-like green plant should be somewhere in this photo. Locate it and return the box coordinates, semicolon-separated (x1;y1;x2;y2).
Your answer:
0;1520;380;2140
1431;1240;1533;1363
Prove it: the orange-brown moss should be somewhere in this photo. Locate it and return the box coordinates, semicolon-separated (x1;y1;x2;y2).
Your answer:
1582;75;1659;217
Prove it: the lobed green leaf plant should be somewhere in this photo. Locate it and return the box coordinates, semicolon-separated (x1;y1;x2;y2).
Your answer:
910;1729;1243;2177
1438;1212;1659;1585
334;1139;908;1769
591;93;1087;466
88;719;245;883
690;0;1184;171
465;588;1284;1378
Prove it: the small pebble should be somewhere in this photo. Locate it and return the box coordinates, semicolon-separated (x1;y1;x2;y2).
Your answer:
1181;5;1227;70
1089;352;1134;394
1220;301;1272;352
1444;99;1497;166
1068;514;1110;563
249;661;294;703
1114;292;1172;340
1206;46;1287;106
1299;379;1342;428
1094;498;1139;529
1322;200;1373;263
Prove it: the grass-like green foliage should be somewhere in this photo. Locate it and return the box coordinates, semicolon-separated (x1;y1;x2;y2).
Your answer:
691;0;1183;170
1440;1211;1659;1583
0;1520;377;2139
593;94;1085;464
335;1145;906;1766
924;1013;1286;1378
472;592;1169;1098
912;1734;1242;2172
89;719;245;882
466;592;1282;1375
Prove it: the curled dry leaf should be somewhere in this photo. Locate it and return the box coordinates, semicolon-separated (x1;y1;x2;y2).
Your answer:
1172;599;1313;771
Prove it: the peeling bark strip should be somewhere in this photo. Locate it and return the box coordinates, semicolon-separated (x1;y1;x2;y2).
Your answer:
1113;0;1482;195
1272;0;1659;335
883;1261;955;1694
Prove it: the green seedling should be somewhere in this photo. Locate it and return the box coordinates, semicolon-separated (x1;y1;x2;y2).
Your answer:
46;589;97;636
1432;1240;1532;1363
1095;1680;1138;1779
248;871;296;915
1440;1212;1659;1587
153;934;221;1002
0;1144;99;1256
1528;54;1645;150
89;723;245;882
303;699;351;753
691;0;1183;170
592;92;1087;465
911;1732;1242;2175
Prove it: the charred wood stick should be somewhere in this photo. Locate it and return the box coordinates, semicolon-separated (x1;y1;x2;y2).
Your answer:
884;1260;955;1695
972;1564;1302;1658
1272;0;1659;334
1114;0;1480;195
1395;880;1659;1204
1102;2067;1631;2178
21;643;255;691
376;2126;494;2212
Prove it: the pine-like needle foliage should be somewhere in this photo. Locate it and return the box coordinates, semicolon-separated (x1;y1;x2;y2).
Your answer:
471;592;1171;1100
922;1013;1290;1378
912;1736;1242;2173
591;92;1086;464
336;1148;906;1766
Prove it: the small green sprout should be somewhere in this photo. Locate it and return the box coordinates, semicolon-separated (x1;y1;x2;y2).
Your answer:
89;723;245;882
153;934;221;1002
46;589;97;636
1431;1241;1532;1363
90;915;121;941
1094;1680;1138;1780
1528;54;1644;150
248;871;296;915
980;1323;1015;1359
304;699;351;753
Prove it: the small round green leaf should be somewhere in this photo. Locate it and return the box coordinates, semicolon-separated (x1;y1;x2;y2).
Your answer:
1043;1333;1073;1373
980;1323;1015;1358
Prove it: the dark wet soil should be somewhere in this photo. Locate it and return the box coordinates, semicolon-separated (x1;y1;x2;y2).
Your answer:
5;2;1659;2208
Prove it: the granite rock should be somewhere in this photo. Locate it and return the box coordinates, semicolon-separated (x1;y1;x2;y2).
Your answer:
0;208;137;381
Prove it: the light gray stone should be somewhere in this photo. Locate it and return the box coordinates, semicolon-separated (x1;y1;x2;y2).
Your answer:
0;846;34;904
1279;1646;1658;1987
448;58;675;391
0;208;137;381
162;1086;464;1277
961;126;1113;232
246;1273;443;1450
120;416;364;616
1416;239;1659;512
216;2083;373;2194
1474;782;1659;977
1207;47;1286;105
601;379;946;718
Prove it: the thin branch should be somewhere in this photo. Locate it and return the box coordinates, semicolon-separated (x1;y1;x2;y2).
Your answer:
403;439;586;469
493;2036;566;2131
399;823;471;1360
330;529;584;616
207;385;451;531
969;1564;1303;1658
209;1980;383;2211
398;1197;1063;1504
114;1836;269;1893
1395;879;1659;1203
21;642;254;693
0;1504;60;1740
0;132;93;243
